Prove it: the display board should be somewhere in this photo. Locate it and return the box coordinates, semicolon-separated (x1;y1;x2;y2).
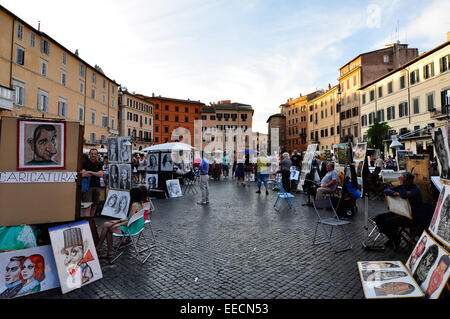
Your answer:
396;150;412;171
385;196;412;219
432;125;450;180
0;117;82;226
406;154;432;202
357;261;424;299
298;144;317;191
429;185;450;249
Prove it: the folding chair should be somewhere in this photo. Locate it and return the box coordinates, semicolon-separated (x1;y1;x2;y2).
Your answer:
143;201;157;243
274;180;296;212
312;198;352;253
183;172;198;195
110;209;152;264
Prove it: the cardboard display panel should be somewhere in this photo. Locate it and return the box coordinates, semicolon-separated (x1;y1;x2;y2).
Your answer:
0;117;81;226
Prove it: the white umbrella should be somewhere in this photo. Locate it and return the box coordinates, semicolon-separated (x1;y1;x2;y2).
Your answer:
142;142;193;152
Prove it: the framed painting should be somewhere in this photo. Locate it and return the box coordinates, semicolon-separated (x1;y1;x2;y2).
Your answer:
166;179;182;198
146;153;159;172
357;261;423;299
101;189;130;219
396;150;411;171
146;173;158;189
353;143;367;162
17;120;66;170
429;185;450;249
406;231;450;299
432;125;450;180
49;221;102;294
385;195;412;219
0;245;60;299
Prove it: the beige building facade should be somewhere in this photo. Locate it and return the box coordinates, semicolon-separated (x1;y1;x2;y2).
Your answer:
360;36;450;156
306;85;340;151
0;5;120;149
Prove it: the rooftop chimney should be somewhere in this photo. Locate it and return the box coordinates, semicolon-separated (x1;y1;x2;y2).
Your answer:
38;21;40;31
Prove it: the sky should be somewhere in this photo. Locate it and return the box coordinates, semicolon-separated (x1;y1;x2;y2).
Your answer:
2;0;450;134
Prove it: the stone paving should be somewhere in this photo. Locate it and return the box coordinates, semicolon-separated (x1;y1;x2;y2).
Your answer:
21;179;412;299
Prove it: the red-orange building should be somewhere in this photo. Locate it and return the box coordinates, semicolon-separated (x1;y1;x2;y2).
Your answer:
137;94;205;146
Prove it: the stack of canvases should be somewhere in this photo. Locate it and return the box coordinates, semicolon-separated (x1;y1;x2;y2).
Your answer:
357;124;450;299
101;137;133;220
0;118;103;298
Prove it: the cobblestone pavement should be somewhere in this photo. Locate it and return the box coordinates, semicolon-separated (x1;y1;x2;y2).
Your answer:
23;179;411;299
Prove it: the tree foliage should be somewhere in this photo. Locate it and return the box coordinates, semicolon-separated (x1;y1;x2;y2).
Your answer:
366;120;391;150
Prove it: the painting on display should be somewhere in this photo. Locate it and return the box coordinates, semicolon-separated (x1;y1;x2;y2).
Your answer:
160;152;173;171
396;150;412;171
109;164;131;190
290;166;300;181
385;196;412;219
101;189;130;219
432;125;450;180
353;143;367;162
429;185;450;249
117;137;132;163
0;245;60;299
49;221;102;294
406;231;450;299
333;143;348;165
357;261;424;299
298;144;317;191
146;173;158;189
166;179;182;198
107;137;119;163
146;153;159;172
17;120;66;170
381;171;403;184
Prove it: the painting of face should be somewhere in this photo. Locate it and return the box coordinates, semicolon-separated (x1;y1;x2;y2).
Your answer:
101;190;130;219
20;259;35;282
4;260;21;285
414;245;439;286
108;138;118;163
433;127;450;179
62;245;84;268
425;256;450;298
375;282;415;296
18;120;65;170
429;186;450;249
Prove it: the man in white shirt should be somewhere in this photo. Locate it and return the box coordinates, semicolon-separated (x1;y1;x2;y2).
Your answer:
316;162;339;199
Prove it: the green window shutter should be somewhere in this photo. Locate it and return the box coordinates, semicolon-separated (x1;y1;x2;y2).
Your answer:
423;66;427;79
440;57;444;73
431;62;435;76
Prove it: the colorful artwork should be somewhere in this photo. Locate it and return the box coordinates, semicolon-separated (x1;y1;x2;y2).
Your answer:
17;120;66;170
429;185;450;249
432;125;450;180
0;245;60;299
337;166;345;187
101;189;130;219
357;261;423;299
381;171;403;184
334;143;348;165
49;221;102;294
353;143;367;162
406;231;450;299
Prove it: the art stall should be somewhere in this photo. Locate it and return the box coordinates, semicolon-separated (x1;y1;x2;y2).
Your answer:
358;124;450;299
298;143;318;192
0;116;104;298
142;142;193;198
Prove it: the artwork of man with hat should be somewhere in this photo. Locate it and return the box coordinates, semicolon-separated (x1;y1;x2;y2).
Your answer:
61;227;94;287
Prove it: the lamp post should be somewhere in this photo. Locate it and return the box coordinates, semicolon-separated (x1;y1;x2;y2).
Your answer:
337;84;342;143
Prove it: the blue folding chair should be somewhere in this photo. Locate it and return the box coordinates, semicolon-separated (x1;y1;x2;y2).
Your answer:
274;180;296;212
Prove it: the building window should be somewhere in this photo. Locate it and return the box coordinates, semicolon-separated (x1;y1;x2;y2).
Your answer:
383;55;389;63
103;79;106;89
78;105;84;121
61;71;67;86
58;98;68;117
17;23;24;40
13;82;25;106
423;62;435;79
40;38;50;55
361;114;367;127
165;105;169;111
91;87;96;99
112;97;115;108
399;102;408;117
164;126;169;133
185;116;189;122
80;81;84;94
91;110;96;125
165;115;169;121
377;109;385;122
400;75;405;89
102;114;108;128
427;92;435;111
80;64;86;78
410;69;420;85
41;59;48;77
90;133;96;143
369;90;375;101
30;32;35;47
387;106;395;120
362;94;366;104
440;55;450;73
62;52;67;65
388;81;393;94
16;46;25;65
102;93;106;105
38;90;49;112
378;86;383;98
92;72;97;84
413;97;420;114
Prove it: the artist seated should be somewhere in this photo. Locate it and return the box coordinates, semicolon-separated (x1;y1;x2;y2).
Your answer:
373;172;431;251
315;162;339;200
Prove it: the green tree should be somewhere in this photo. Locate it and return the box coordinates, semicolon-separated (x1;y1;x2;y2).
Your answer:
366;120;391;150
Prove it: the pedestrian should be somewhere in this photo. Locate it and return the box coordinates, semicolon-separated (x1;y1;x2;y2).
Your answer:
222;151;229;179
244;154;253;187
81;149;104;217
280;152;292;192
375;156;384;169
132;154;139;184
197;155;210;205
256;153;270;195
137;153;147;184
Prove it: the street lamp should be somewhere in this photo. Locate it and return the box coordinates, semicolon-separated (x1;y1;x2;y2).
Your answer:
337;84;342;143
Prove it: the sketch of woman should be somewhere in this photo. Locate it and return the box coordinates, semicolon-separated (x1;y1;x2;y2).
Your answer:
116;196;128;216
436;194;450;243
17;255;45;297
362;270;408;282
119;166;130;190
162;153;172;170
408;236;428;271
109;165;119;189
434;129;450;179
108;138;118;162
147;154;158;171
106;193;118;208
120;139;130;163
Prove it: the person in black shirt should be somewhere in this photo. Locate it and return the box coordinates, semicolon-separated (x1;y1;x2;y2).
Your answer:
82;149;104;217
291;150;301;169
